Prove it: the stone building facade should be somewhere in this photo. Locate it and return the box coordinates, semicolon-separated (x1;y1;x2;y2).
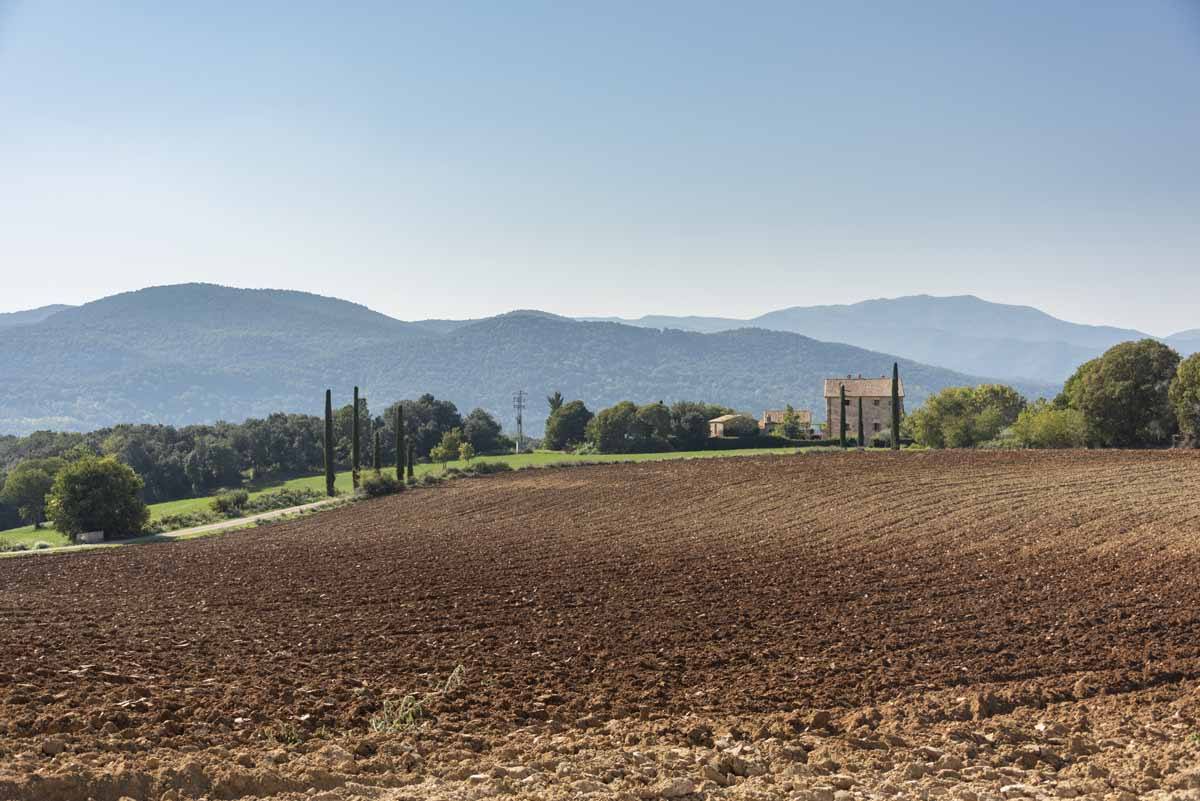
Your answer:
823;375;904;441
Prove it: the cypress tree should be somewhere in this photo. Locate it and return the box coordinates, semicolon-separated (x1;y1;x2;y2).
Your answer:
352;386;360;489
323;389;335;497
406;442;415;481
891;362;902;450
395;405;405;481
839;383;847;448
857;396;865;447
373;429;382;471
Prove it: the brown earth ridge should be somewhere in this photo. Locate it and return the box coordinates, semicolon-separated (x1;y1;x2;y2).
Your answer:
2;451;1199;800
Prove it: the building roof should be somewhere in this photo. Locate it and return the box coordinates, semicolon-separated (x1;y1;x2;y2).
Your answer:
823;375;905;398
708;414;741;423
761;409;812;424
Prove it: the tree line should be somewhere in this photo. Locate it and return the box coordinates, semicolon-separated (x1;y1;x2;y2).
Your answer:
908;339;1200;449
0;393;510;530
541;394;815;454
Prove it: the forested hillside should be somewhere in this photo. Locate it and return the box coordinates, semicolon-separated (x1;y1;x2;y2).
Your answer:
0;285;1051;435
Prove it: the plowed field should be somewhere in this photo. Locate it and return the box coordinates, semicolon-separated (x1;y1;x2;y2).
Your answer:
2;451;1199;801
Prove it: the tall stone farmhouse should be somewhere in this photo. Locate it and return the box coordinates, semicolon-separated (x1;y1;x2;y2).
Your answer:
823;375;905;440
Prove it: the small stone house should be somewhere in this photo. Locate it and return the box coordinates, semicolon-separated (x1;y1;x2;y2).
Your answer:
823;375;904;440
759;408;813;435
708;414;741;438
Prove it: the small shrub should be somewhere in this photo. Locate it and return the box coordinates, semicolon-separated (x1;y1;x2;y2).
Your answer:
417;473;444;487
468;460;513;475
801;445;850;456
370;694;425;733
1010;401;1088;449
264;721;304;746
370;665;465;733
211;489;250;516
243;487;323;514
34;541;52;550
148;510;222;534
361;472;403;497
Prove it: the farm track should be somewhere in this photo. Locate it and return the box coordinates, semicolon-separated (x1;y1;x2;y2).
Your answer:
1;450;1199;800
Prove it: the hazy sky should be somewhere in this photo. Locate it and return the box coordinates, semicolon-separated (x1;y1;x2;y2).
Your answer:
2;1;1198;333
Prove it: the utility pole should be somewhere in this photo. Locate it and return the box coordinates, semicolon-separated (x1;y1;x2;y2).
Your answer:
512;390;526;454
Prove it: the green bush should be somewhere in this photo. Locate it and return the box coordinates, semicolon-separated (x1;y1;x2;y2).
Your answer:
148;510;222;534
467;460;513;475
430;428;465;467
906;384;1026;448
211;488;250;516
361;472;403;497
243;487;323;513
1010;401;1088;448
47;457;149;541
697;435;805;451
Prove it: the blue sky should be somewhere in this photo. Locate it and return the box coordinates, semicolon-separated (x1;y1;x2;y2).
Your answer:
2;1;1198;333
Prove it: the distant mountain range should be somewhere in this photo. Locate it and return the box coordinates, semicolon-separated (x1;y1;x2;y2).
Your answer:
586;295;1197;384
1169;329;1200;354
0;284;1059;436
0;304;74;329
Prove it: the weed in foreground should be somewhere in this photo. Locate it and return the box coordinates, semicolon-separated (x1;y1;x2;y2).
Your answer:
369;665;466;734
263;721;305;745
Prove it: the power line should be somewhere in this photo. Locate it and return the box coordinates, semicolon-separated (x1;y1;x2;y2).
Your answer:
512;390;526;454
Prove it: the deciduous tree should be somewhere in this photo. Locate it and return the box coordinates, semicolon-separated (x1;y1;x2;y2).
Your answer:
47;457;148;541
907;384;1026;448
463;408;504;453
430;428;465;469
1169;352;1200;443
1061;339;1179;447
544;400;594;450
0;458;63;529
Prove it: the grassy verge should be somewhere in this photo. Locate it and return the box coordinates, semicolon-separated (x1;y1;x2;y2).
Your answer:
0;444;846;549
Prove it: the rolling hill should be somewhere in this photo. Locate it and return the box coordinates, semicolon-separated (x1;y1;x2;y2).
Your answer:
587;295;1183;383
0;285;1052;435
1167;329;1200;356
0;304;74;329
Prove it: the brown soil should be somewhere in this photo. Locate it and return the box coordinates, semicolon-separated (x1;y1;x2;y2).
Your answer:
2;450;1199;800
